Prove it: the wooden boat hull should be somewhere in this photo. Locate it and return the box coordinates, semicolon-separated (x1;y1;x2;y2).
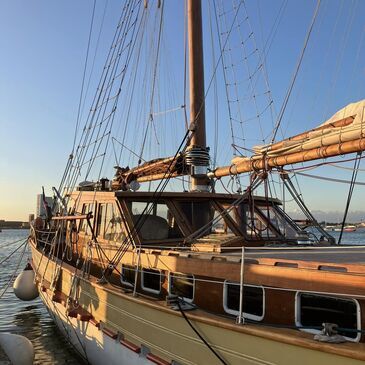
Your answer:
30;241;365;365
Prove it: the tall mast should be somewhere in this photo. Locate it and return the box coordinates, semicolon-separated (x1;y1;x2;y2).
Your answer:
187;0;209;191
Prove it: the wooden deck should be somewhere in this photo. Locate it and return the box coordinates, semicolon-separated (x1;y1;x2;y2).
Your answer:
243;246;365;264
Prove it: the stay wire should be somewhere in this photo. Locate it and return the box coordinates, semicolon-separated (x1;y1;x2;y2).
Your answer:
338;152;362;244
0;243;27;300
66;1;139;195
270;0;321;143
139;0;165;164
0;240;28;266
104;129;191;276
72;0;97;154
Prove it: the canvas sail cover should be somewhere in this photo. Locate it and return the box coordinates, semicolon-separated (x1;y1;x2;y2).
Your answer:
242;99;365;161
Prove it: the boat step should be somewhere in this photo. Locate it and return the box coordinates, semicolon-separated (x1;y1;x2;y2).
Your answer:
120;339;141;353
146;353;170;365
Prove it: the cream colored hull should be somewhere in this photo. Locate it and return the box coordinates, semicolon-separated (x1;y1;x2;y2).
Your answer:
32;243;365;365
40;289;150;365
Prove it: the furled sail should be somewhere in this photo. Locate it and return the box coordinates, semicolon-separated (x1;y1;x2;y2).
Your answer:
112;154;186;189
253;99;365;157
210;99;365;178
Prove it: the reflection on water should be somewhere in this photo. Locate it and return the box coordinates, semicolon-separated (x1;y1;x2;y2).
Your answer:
0;230;84;364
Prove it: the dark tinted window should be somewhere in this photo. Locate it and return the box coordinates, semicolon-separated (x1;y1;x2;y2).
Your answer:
142;269;161;293
79;203;94;234
299;294;358;339
130;201;183;240
225;282;264;318
170;273;194;300
121;265;135;286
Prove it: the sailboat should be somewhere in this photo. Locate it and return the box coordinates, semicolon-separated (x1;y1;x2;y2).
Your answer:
25;1;365;364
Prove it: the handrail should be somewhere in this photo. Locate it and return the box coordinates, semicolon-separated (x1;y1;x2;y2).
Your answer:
52;214;92;221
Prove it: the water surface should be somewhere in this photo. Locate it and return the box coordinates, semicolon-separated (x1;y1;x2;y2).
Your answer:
0;229;84;364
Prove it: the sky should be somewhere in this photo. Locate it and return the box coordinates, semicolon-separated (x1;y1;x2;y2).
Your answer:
0;0;364;221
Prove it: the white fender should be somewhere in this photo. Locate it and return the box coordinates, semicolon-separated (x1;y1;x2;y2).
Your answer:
13;266;39;301
0;333;34;365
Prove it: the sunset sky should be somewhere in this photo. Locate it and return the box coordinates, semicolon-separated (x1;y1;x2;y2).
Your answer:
0;0;364;221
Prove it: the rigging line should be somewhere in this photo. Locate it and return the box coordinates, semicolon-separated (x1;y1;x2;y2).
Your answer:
69;0;123;175
278;154;365;173
270;0;321;144
79;0;109;127
348;22;365;96
322;1;357;121
207;0;219;168
0;243;27;300
111;137;119;166
0;236;28;249
193;0;244;129
88;1;145;186
213;0;238;156
72;0;141;190
177;301;228;365
63;3;132;193
232;0;265;144
151;105;184;117
183;0;188;130
0;240;28;266
118;9;148;165
139;0;165;163
338;152;362;245
112;137;146;163
58;0;102;194
220;0;250;149
241;0;277;138
106;130;191;274
329;162;365;172
282;171;365;186
113;136;190;265
72;0;97;154
68;1;141;185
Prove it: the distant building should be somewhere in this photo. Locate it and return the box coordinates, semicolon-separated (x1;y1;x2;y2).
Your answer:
0;221;26;229
36;194;53;218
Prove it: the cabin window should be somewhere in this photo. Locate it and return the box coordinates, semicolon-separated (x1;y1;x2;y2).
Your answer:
141;268;162;294
120;264;135;287
296;292;360;341
97;202;126;242
130;201;183;240
79;202;95;235
169;273;194;302
211;209;233;234
179;201;241;235
259;205;298;239
178;201;213;233
223;281;264;321
244;206;277;239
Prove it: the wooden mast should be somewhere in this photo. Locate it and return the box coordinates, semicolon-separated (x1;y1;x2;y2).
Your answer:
187;0;209;191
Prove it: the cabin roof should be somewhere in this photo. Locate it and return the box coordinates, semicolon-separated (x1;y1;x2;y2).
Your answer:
71;190;282;204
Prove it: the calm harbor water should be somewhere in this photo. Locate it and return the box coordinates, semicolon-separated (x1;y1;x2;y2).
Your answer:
0;227;364;364
0;229;84;364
